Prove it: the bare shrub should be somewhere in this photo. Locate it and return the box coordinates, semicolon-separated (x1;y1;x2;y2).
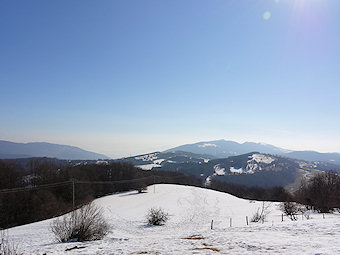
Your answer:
280;201;300;221
50;202;110;242
0;230;19;255
134;182;147;193
146;207;169;226
250;202;271;223
280;201;307;221
303;210;311;220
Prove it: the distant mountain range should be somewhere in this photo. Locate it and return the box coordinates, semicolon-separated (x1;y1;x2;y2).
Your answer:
165;140;340;166
0;140;109;160
119;150;340;191
165;140;291;157
2;138;340;190
117;140;340;190
1;138;340;168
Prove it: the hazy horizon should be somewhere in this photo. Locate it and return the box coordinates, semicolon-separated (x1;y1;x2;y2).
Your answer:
1;0;339;158
2;137;340;159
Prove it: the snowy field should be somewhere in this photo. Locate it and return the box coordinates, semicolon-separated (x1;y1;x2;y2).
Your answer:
8;184;340;254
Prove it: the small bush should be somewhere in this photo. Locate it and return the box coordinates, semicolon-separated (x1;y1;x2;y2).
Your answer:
280;201;302;221
251;202;270;223
0;230;19;255
134;182;147;193
146;207;169;226
50;202;110;242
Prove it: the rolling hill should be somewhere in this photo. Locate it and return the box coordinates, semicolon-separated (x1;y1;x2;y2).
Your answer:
0;140;109;160
120;151;340;190
165;139;340;166
7;184;340;254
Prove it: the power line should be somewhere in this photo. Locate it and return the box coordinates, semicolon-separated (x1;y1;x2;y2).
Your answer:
0;181;72;194
75;176;153;185
0;174;185;194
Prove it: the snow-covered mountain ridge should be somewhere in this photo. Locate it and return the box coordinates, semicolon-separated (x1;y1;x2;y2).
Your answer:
117;151;215;170
118;150;340;189
165;139;340;166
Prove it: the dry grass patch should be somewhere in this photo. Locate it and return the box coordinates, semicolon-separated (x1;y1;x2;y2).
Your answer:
182;234;205;240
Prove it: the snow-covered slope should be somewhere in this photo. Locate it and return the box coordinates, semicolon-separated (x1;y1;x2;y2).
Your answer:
157;152;340;189
165;139;340;166
117;151;215;170
8;184;340;254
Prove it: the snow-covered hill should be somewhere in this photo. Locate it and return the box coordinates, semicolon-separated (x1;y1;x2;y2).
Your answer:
117;150;340;189
165;139;340;166
117;151;215;170
165;139;291;158
156;152;335;189
8;184;340;254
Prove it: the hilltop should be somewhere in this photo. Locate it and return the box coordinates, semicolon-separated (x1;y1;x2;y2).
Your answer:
8;184;340;254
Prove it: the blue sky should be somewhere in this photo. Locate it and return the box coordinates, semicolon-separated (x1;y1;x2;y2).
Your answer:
1;0;340;158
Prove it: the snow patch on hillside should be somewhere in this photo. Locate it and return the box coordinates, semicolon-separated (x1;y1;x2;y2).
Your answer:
205;175;212;186
153;159;165;164
214;164;225;175
249;154;275;164
230;167;243;174
243;153;275;174
198;143;217;148
96;160;108;165
136;164;161;170
135;153;159;162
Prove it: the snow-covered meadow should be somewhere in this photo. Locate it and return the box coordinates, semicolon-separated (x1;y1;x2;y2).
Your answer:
7;184;340;254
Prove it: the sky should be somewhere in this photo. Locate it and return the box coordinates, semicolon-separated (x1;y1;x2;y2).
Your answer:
1;0;340;158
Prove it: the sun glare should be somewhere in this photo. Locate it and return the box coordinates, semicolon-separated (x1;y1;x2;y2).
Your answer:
293;0;307;10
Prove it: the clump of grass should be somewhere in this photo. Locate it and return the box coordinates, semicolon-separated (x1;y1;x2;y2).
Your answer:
182;234;205;240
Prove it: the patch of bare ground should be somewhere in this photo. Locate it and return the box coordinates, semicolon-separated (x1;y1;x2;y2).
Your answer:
65;246;86;251
182;234;205;240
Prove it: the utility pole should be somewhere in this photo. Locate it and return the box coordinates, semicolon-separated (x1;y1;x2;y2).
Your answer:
154;175;156;193
72;179;75;210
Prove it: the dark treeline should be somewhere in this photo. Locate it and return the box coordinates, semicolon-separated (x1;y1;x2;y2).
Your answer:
2;158;338;229
294;171;340;213
0;159;201;229
209;179;292;202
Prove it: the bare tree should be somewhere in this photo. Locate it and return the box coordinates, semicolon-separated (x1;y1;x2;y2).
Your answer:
50;202;110;242
280;201;301;221
250;202;271;223
0;230;19;255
